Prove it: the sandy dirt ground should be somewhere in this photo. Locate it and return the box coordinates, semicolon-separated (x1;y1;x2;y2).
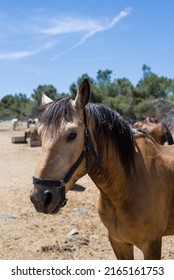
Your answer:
0;120;174;260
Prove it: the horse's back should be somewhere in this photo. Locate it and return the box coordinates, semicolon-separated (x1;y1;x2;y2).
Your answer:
135;133;174;164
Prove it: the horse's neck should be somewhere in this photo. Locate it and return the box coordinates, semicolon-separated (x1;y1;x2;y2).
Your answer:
88;148;128;201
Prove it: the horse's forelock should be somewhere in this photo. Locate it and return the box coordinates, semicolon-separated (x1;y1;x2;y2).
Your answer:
40;97;74;131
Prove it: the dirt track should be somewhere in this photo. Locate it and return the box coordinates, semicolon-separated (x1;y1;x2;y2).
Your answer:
0;121;174;260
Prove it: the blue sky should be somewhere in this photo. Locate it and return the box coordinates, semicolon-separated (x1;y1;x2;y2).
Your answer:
0;0;173;99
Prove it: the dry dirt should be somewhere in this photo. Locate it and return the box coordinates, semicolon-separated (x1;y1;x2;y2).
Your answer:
0;121;174;260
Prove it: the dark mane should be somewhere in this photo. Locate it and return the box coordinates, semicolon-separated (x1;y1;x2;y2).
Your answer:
41;98;135;172
161;123;174;145
41;97;74;129
87;103;135;173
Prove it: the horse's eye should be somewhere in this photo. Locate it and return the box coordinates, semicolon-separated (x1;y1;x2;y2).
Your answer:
67;132;77;142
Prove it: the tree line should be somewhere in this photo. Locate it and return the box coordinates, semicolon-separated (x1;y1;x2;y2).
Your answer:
0;64;174;121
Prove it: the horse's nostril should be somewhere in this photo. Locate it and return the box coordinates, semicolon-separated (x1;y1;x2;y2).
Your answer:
44;190;53;206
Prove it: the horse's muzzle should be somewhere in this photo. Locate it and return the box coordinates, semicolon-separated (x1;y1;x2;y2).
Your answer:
30;185;64;214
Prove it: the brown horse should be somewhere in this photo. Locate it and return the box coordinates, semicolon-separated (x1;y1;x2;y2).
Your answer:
30;79;174;260
24;128;40;141
133;118;174;145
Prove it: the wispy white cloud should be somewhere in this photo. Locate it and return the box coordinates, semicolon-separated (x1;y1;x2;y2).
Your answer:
0;42;53;61
71;8;132;49
40;7;131;38
51;51;67;62
0;7;132;61
39;18;101;35
49;7;132;60
0;51;34;60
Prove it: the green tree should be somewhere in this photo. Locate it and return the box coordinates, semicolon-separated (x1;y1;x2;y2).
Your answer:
112;78;133;96
135;74;169;106
142;64;152;79
0;93;31;119
96;69;112;86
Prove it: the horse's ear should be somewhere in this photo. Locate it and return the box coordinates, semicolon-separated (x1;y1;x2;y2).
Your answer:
74;79;90;109
41;93;53;105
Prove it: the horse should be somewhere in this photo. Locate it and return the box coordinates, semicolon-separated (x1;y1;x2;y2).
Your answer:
11;118;18;130
133;118;174;145
24;128;40;142
30;79;174;260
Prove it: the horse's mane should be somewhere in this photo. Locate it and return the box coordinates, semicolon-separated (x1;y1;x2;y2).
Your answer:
161;123;174;145
40;98;135;173
40;97;74;127
87;103;135;173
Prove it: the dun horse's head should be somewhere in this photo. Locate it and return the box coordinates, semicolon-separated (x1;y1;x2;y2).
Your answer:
30;79;97;214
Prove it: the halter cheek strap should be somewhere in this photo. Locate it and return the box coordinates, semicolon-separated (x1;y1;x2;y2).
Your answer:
32;110;103;208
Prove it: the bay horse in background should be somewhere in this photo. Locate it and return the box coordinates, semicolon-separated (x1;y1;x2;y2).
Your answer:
24;128;40;142
30;79;174;260
133;117;174;145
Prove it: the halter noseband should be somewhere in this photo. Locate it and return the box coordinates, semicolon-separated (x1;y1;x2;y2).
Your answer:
32;110;102;208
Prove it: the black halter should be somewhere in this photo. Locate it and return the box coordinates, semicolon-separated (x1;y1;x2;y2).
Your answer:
32;110;102;207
